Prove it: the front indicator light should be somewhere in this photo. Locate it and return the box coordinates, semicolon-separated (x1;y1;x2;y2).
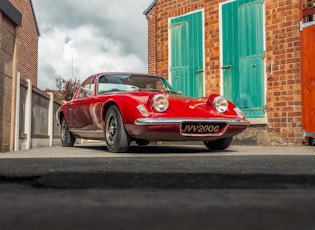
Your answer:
137;104;150;117
213;96;228;113
152;94;169;112
234;107;245;118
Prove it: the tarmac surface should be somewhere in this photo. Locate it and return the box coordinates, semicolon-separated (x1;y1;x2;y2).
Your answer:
0;143;315;230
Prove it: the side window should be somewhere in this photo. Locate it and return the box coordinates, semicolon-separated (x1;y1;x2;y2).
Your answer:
77;76;94;98
97;75;108;94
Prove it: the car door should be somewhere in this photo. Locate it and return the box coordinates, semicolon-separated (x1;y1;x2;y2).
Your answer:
67;76;95;130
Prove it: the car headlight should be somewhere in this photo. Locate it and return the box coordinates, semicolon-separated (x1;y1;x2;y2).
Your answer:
213;96;228;113
152;94;169;112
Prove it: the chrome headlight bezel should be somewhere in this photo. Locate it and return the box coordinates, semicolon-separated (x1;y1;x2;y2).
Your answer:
213;96;228;113
152;94;169;112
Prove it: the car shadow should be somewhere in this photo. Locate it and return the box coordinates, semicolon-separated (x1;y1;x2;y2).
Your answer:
74;143;236;154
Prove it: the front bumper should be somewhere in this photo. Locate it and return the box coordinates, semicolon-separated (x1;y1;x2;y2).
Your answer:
135;118;250;126
126;118;250;141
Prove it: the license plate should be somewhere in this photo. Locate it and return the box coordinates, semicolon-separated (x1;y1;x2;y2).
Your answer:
181;122;226;135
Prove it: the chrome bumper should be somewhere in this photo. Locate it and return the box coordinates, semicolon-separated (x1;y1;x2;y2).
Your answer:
135;118;250;126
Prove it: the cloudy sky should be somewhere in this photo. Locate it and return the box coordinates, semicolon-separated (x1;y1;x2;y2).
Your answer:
32;0;152;90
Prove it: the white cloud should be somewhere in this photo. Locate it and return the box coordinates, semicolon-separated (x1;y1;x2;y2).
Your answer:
32;0;151;89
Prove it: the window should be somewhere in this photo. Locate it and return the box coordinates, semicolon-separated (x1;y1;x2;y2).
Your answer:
77;76;94;98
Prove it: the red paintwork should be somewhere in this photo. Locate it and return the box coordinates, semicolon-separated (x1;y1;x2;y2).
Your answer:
301;23;315;141
57;72;249;142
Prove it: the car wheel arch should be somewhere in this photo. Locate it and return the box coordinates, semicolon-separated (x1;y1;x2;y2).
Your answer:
102;99;136;124
102;101;125;127
103;101;119;117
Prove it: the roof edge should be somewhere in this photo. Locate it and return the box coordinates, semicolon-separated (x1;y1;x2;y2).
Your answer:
30;0;40;36
143;0;156;15
0;0;22;26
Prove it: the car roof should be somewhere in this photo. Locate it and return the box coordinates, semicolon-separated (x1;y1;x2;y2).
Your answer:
93;72;161;78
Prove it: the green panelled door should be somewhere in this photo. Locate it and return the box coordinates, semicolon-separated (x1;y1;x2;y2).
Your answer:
222;0;265;118
170;11;204;97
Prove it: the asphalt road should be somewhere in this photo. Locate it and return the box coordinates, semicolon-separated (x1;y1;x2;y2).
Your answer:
0;143;315;230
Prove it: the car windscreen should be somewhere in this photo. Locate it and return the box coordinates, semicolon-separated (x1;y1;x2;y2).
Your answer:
97;74;175;94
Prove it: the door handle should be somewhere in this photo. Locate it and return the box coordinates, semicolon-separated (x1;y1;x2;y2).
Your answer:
221;65;231;69
195;70;204;73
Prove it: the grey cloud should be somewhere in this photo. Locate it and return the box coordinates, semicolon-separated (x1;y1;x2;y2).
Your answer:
32;0;151;89
38;59;59;89
33;0;148;59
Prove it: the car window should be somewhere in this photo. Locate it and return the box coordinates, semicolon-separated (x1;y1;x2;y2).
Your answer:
97;74;176;95
77;76;94;98
98;75;138;94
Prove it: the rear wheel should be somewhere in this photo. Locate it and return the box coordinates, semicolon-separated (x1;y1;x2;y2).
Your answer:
60;118;75;147
308;137;315;146
105;105;131;153
204;137;233;151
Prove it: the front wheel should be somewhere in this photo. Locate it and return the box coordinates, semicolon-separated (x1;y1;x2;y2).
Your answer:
105;105;131;153
204;137;233;151
60;118;75;147
308;137;315;146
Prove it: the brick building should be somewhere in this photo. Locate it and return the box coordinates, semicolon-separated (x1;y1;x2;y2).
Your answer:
144;0;314;145
0;0;39;152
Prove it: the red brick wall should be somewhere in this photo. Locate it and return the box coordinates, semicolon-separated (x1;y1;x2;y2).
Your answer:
146;5;157;74
265;0;302;144
146;0;302;145
148;0;221;91
10;0;39;87
0;13;15;152
0;0;39;152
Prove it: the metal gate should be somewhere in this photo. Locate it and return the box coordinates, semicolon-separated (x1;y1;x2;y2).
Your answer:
300;0;315;145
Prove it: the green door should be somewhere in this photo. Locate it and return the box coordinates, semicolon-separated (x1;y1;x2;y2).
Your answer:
170;11;204;97
222;0;265;118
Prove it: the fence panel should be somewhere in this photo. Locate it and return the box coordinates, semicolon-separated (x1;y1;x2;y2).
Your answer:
16;77;63;150
31;88;50;137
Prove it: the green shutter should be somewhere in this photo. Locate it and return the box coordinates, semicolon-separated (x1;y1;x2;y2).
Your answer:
170;11;204;97
222;0;265;118
222;1;239;102
170;21;189;93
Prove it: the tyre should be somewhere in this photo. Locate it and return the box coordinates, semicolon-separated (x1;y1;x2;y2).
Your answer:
204;137;233;151
60;118;75;147
135;139;150;146
308;137;315;146
105;105;131;153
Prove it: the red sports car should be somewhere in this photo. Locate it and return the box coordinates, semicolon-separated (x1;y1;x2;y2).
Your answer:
56;72;250;152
